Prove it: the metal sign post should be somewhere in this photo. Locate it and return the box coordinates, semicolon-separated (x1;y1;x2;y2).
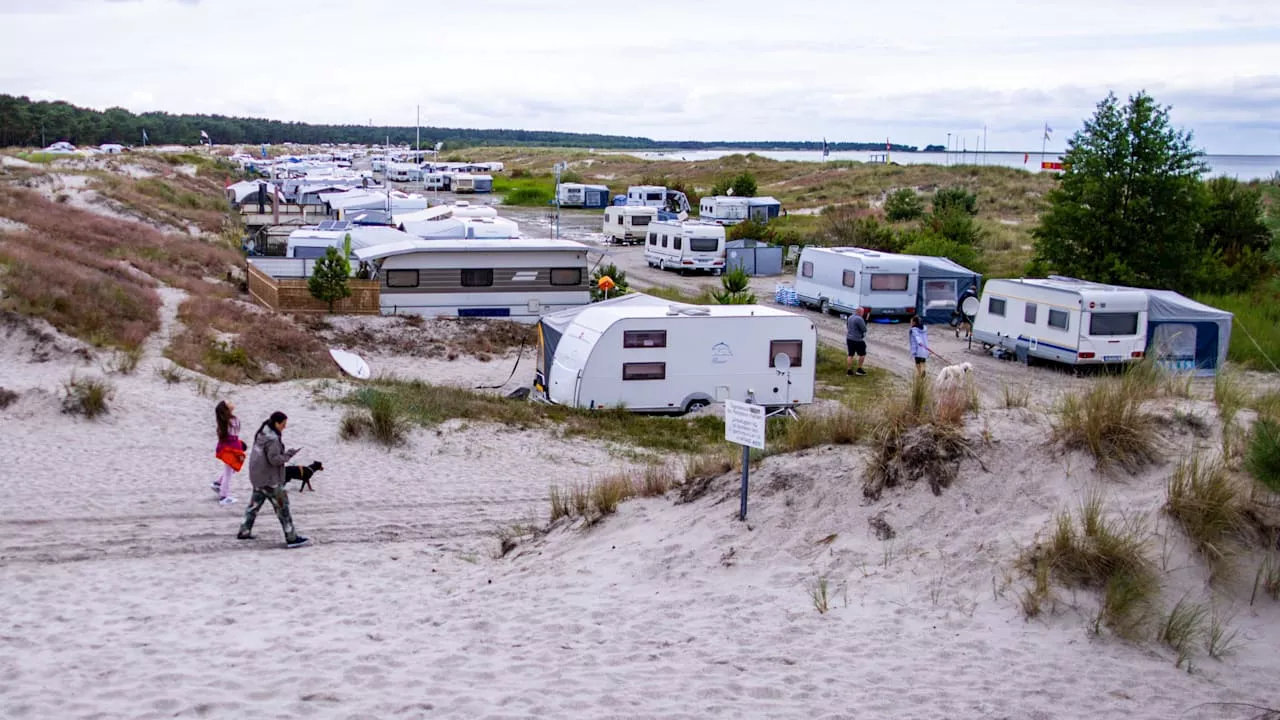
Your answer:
724;395;766;521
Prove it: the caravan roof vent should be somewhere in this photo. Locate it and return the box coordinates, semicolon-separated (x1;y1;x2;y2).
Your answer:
667;305;710;317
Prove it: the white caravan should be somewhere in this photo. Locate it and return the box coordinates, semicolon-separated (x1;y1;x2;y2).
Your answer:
386;163;420;182
452;174;477;193
971;278;1149;366
534;294;816;413
353;238;590;322
602;205;657;245
626;185;668;208
643;221;727;275
794;246;919;318
699;196;750;225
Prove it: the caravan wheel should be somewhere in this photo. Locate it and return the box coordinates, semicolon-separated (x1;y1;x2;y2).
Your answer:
684;399;710;414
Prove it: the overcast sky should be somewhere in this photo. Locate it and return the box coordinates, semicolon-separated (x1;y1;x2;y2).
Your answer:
2;0;1279;153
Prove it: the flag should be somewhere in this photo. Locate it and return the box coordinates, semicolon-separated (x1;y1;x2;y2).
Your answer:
1024;153;1029;164
141;128;148;144
200;129;210;144
822;137;829;158
1043;123;1053;141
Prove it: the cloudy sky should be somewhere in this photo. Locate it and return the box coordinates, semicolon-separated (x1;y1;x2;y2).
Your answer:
2;0;1279;153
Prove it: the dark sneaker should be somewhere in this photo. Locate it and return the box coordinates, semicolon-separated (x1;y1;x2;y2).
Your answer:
237;532;254;540
286;536;311;549
846;369;853;376
855;369;867;376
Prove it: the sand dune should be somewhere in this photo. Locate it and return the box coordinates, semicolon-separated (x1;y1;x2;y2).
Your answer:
2;310;1279;719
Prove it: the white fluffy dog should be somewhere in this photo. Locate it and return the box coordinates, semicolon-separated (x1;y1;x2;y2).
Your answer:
935;362;974;390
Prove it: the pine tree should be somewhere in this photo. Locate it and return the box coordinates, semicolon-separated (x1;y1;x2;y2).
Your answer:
308;243;352;313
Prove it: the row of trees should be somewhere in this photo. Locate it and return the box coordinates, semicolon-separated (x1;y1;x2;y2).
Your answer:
0;94;924;152
1032;91;1274;294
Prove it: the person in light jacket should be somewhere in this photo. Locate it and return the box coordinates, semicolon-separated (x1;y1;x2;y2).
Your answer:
908;316;929;377
237;411;310;548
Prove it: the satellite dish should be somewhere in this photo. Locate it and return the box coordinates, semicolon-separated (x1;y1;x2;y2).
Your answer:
961;295;980;317
774;353;792;371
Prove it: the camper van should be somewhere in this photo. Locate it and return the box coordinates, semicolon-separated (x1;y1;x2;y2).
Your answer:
699;196;750;225
644;221;726;275
971;278;1149;366
794;247;919;318
602;206;657;245
353;238;591;321
534;294;816;414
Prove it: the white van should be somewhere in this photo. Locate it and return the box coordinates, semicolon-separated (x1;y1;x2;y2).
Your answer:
793;247;919;318
602;206;657;245
534;294;816;413
971;278;1149;366
643;221;726;275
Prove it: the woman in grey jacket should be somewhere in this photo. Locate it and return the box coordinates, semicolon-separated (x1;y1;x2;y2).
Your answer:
237;411;310;548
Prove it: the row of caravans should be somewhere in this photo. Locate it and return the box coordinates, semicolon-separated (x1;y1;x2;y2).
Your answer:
794;247;981;323
643;221;727;275
534;293;816;413
698;196;783;225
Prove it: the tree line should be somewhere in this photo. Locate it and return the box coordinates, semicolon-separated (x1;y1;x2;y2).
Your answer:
0;94;921;152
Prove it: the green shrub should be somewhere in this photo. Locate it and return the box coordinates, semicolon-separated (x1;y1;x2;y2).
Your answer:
590;263;629;301
712;266;756;304
1053;380;1157;472
899;232;983;272
932;186;978;215
884;188;925;221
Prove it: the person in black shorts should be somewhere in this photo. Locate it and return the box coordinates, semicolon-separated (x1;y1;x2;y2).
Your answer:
845;308;868;376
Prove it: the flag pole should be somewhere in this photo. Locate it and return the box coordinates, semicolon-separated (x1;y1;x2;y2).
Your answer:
1041;123;1048;168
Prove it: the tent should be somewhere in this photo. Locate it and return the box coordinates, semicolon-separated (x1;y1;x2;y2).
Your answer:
899;254;982;324
1144;290;1232;376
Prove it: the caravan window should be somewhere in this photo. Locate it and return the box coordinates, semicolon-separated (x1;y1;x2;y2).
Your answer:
461;268;493;287
690;237;719;252
674;237;683;251
869;274;909;292
632;215;651;226
769;340;803;368
841;270;856;288
662;235;668;248
648;233;656;246
1048;309;1069;330
801;261;813;278
923;279;957;308
293;246;329;260
988;297;1007;316
1089;312;1139;336
623;330;667;349
617;216;624;225
385;270;419;288
550;268;582;286
646;192;663;202
622;362;666;381
1024;303;1038;324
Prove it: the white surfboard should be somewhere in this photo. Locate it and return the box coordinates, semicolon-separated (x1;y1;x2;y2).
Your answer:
329;348;371;380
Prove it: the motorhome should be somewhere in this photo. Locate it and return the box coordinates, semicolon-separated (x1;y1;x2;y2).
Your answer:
971;278;1149;366
793;247;919;318
643;221;726;275
698;196;750;225
352;238;591;321
602;205;657;245
534;293;816;414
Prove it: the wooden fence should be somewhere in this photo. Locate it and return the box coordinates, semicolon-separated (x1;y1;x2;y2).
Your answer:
247;262;381;315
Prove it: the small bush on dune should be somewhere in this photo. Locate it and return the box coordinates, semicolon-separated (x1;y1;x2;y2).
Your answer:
1165;455;1250;579
638;465;676;498
864;376;971;500
1002;383;1030;408
341;390;408;448
0;387;18;410
1158;596;1208;670
590;474;635;517
61;374;115;419
155;362;183;384
338;409;371;441
1053;380;1157;472
108;346;145;375
1245;419;1280;494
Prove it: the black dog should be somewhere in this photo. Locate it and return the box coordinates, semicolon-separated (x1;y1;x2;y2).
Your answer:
285;461;324;492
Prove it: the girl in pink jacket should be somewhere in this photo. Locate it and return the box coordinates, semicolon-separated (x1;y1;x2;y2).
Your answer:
210;401;245;505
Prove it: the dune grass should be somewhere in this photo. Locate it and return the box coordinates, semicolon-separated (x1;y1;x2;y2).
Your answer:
1246;418;1280;494
166;296;335;383
493;175;557;207
1165;455;1250;580
1053;377;1157;473
1158;596;1208;670
1196;290;1280;371
548;466;675;524
1023;493;1159;639
60;373;115;419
